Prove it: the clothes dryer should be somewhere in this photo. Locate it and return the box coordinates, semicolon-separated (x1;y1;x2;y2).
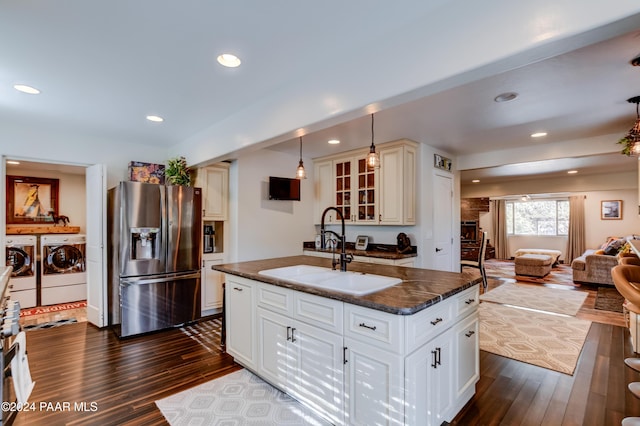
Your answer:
40;234;86;305
5;235;37;308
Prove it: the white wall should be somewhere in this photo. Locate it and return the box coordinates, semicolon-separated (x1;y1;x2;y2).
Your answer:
0;118;168;188
229;149;315;262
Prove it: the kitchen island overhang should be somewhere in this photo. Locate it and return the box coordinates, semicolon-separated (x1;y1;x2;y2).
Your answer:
211;254;481;315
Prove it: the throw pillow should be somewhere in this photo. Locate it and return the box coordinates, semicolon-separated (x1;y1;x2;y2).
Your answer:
603;238;625;256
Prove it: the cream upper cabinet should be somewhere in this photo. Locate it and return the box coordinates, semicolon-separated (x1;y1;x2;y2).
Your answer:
195;163;229;220
313;139;416;226
313;160;334;224
379;140;417;225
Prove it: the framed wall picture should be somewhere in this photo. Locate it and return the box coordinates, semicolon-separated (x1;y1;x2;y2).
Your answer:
601;200;622;220
434;154;452;171
6;175;59;224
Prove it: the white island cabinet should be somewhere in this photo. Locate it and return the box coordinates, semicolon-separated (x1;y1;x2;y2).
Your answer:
224;273;479;426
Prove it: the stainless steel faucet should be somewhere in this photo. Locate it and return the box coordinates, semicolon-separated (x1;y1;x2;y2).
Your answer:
320;206;353;271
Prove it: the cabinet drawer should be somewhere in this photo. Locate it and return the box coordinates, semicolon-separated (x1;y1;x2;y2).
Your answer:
344;304;403;353
294;292;343;333
257;283;293;316
405;299;453;353
455;285;479;318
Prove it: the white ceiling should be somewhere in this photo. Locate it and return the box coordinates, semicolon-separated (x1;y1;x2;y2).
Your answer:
3;3;640;182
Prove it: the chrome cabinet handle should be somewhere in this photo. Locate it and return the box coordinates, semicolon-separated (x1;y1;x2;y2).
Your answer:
291;328;296;342
287;326;292;341
430;317;443;326
343;347;348;365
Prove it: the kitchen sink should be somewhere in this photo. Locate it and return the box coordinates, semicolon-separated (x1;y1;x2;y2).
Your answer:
258;265;401;296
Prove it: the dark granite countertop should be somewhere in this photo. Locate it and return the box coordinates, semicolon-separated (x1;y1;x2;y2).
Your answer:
212;255;480;315
302;241;417;260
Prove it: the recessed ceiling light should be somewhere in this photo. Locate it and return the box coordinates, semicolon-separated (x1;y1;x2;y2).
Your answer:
146;115;164;122
567;170;578;174
217;53;241;68
6;160;20;165
14;84;40;94
472;179;480;183
531;132;547;138
328;139;340;145
494;92;518;102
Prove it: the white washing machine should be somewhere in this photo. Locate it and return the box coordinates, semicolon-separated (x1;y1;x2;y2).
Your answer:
5;235;37;308
40;234;86;305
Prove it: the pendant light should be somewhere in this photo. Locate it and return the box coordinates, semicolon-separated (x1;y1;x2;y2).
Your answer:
620;96;640;156
296;136;307;179
366;113;380;169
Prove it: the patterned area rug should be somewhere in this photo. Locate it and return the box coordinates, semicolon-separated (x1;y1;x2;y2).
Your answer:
480;282;588;316
20;301;87;317
485;259;575;286
479;303;592;375
595;286;625;313
156;369;331;425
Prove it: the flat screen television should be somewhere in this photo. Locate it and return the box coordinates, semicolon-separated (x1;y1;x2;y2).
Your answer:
269;176;300;201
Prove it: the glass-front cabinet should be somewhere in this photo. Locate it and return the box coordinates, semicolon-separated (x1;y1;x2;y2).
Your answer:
334;157;377;223
313;139;417;225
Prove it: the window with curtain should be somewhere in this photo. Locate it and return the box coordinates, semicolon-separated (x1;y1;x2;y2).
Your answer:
505;200;569;236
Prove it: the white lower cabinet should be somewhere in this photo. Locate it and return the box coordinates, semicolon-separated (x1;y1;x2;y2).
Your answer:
225;276;256;370
202;258;225;314
405;327;455;425
225;273;479;425
344;337;404;425
256;286;345;425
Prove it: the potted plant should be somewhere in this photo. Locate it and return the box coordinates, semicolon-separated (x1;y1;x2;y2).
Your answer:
165;156;192;186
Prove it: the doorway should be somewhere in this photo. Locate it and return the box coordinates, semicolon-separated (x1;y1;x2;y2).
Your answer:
2;158;106;327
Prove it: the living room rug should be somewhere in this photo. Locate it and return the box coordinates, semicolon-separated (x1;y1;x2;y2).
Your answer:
156;369;331;425
479;303;592;375
485;259;575;287
480;282;588;316
595;286;625;313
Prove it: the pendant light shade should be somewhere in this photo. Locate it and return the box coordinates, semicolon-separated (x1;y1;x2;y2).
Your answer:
367;113;380;169
620;96;640;156
296;136;307;179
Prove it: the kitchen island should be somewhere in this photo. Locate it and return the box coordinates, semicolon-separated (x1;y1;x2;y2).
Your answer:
213;255;481;425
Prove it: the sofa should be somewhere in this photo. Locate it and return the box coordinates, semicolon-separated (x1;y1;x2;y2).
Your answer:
571;249;619;286
571;236;637;286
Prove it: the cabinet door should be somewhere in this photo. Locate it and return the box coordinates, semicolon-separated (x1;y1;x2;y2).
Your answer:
291;321;345;425
314;160;334;224
354;157;377;223
334;159;353;223
455;313;479;401
344;337;404;426
257;307;292;391
379;143;416;225
202;165;229;220
202;259;224;312
405;330;454;426
225;277;256;369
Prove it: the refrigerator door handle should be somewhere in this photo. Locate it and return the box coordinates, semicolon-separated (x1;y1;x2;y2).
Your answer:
121;272;201;286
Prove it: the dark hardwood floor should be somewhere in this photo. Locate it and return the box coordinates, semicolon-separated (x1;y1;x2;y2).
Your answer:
13;317;240;425
11;277;640;425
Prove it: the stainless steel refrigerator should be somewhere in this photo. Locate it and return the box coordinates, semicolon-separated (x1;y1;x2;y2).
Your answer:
107;181;202;338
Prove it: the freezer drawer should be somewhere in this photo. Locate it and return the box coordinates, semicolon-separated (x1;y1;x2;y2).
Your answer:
118;272;201;338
